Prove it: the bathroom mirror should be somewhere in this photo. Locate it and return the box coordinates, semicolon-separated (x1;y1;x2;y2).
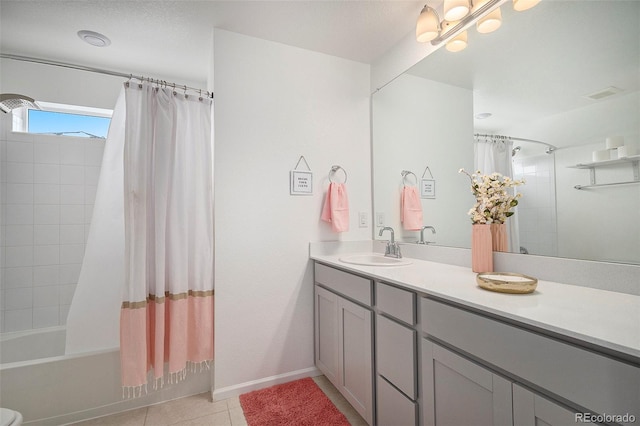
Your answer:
372;0;640;264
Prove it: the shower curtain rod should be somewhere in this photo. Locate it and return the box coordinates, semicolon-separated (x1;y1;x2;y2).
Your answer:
474;133;557;153
0;53;213;99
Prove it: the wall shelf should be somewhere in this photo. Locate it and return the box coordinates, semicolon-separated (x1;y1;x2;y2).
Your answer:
569;155;640;190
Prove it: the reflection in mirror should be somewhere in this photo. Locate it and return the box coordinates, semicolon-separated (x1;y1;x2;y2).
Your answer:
372;1;639;264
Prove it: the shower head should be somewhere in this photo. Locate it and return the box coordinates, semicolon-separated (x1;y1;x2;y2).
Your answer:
512;146;521;156
0;93;40;113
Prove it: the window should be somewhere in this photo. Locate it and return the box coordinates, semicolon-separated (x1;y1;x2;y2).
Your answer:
12;101;113;138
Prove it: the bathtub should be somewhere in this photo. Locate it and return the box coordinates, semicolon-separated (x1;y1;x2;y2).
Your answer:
0;327;212;425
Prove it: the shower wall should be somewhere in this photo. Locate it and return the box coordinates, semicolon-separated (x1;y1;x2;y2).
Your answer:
0;113;105;332
512;152;558;257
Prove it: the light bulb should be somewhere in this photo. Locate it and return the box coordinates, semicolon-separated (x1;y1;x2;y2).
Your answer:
444;0;470;21
513;0;540;12
416;5;440;42
446;30;468;52
477;7;502;33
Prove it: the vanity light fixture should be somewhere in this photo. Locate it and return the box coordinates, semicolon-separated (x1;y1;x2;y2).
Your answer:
416;0;539;50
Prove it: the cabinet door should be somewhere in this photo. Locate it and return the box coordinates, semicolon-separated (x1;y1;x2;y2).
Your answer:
315;285;340;384
377;314;417;399
422;339;513;426
339;296;374;425
377;375;417;426
513;384;577;426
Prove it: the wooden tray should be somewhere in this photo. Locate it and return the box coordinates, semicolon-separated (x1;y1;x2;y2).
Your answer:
476;272;538;294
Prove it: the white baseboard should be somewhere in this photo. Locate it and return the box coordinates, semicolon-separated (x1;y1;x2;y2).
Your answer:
212;366;322;401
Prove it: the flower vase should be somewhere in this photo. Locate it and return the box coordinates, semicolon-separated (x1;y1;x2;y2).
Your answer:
491;223;508;252
471;224;493;273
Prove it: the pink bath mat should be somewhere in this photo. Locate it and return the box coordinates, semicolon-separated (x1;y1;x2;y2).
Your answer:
239;377;350;426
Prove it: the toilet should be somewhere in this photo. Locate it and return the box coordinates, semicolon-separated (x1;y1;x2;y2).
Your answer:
0;408;23;426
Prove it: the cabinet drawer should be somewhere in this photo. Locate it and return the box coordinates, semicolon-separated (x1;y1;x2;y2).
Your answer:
377;314;417;399
377;376;417;426
376;282;416;325
315;263;372;306
421;297;640;421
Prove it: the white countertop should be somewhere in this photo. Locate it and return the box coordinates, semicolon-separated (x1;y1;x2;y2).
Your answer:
311;252;640;362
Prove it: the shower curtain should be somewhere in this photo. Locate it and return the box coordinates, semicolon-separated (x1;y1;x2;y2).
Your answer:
120;82;214;394
474;138;520;253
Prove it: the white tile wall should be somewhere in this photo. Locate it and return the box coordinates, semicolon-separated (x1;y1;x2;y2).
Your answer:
34;184;60;204
5;225;33;246
7;141;34;162
34;204;60;224
6;162;33;183
34;245;60;265
33;306;59;328
4;266;33;288
34;142;59;164
33;265;60;286
34;163;60;184
59;264;81;284
5;204;33;224
0;122;105;332
34;224;60;245
60;185;84;204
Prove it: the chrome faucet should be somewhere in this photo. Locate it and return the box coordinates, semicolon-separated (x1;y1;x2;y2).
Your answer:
418;226;436;245
379;227;402;258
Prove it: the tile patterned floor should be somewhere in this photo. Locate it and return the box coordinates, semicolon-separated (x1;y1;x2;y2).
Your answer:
72;376;367;426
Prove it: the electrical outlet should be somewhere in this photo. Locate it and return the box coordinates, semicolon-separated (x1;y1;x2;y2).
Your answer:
359;212;368;228
376;212;385;227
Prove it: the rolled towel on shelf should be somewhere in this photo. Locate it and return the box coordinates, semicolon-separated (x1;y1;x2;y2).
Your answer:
321;182;349;233
401;186;423;231
605;135;624;149
617;145;637;158
592;149;609;162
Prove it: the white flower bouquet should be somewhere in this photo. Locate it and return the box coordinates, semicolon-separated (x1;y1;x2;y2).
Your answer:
459;169;524;224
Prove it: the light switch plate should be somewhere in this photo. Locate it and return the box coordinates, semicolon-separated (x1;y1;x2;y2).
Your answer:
359;212;368;228
376;212;385;227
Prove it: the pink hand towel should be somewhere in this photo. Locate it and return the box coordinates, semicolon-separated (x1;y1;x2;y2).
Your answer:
321;183;349;233
401;186;423;231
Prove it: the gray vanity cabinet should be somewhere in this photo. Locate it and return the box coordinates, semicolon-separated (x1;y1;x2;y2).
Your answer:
421;296;640;426
314;285;340;384
376;282;418;426
314;260;639;426
512;384;576;426
314;264;374;425
421;339;513;426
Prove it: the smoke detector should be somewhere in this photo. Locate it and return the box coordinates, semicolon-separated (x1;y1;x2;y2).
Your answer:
77;30;111;47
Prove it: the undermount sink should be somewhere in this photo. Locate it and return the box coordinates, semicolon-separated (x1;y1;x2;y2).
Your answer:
339;253;412;267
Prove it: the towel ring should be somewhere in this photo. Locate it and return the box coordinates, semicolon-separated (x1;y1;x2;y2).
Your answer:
329;165;347;183
401;170;417;186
